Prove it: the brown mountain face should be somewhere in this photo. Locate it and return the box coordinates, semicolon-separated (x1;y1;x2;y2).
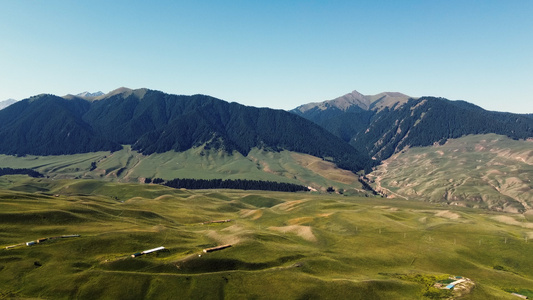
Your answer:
367;134;533;213
293;90;412;114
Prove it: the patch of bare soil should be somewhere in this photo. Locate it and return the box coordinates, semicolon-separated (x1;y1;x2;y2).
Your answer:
151;225;167;232
268;225;317;242
435;210;461;220
415;210;461;220
276;200;306;212
205;229;243;245
290;152;358;184
492;215;533;229
317;213;333;218
239;209;263;220
288;217;314;225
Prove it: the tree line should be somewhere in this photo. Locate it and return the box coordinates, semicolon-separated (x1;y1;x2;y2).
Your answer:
150;177;309;192
0;168;43;178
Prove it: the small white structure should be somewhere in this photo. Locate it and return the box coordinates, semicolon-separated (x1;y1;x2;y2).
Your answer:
203;244;232;253
5;243;24;249
511;293;528;299
142;246;165;254
445;279;466;289
61;234;81;238
132;246;165;258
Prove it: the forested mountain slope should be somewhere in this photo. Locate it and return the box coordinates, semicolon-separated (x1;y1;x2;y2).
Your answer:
0;99;17;110
292;92;533;161
0;88;373;173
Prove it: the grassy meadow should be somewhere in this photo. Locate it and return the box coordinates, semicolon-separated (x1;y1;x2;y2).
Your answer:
0;146;363;193
1;177;532;299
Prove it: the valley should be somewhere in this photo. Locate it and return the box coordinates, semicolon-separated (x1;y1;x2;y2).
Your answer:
1;88;532;299
3;0;533;297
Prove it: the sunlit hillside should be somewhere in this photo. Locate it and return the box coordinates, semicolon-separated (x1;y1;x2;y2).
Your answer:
0;177;532;299
369;134;533;212
0;146;365;193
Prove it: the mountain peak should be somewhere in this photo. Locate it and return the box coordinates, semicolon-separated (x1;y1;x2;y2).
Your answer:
77;91;104;98
333;90;371;110
104;87;149;99
293;90;412;114
108;87;132;94
348;89;365;98
366;92;412;111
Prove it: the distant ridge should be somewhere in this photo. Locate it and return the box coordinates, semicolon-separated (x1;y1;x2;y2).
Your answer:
293;90;412;114
101;87;148;99
76;91;104;98
0;99;17;110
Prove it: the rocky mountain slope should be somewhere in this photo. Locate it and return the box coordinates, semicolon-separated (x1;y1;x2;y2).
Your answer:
367;134;533;212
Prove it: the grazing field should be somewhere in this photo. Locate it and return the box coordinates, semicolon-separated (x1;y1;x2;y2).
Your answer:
0;177;532;299
369;134;533;212
0;146;363;193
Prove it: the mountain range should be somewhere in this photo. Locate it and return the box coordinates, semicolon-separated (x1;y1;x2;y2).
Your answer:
291;90;533;161
0;88;372;173
1;87;532;208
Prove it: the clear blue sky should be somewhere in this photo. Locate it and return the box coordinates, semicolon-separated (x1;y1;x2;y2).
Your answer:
1;0;532;113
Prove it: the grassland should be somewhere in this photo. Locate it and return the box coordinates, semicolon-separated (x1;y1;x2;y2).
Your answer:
369;134;533;213
0;146;363;193
1;177;532;299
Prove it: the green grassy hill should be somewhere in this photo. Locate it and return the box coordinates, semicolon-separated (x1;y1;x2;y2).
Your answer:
1;177;532;299
0;146;364;193
369;134;533;213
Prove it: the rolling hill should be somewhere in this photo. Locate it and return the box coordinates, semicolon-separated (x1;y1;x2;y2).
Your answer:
0;178;532;299
367;134;533;212
1;88;533;298
0;146;367;193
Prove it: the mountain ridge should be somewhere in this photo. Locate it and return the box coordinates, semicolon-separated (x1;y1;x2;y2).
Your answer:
0;99;17;110
0;88;373;173
1;87;532;209
292;91;533;161
76;91;105;98
293;90;412;114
